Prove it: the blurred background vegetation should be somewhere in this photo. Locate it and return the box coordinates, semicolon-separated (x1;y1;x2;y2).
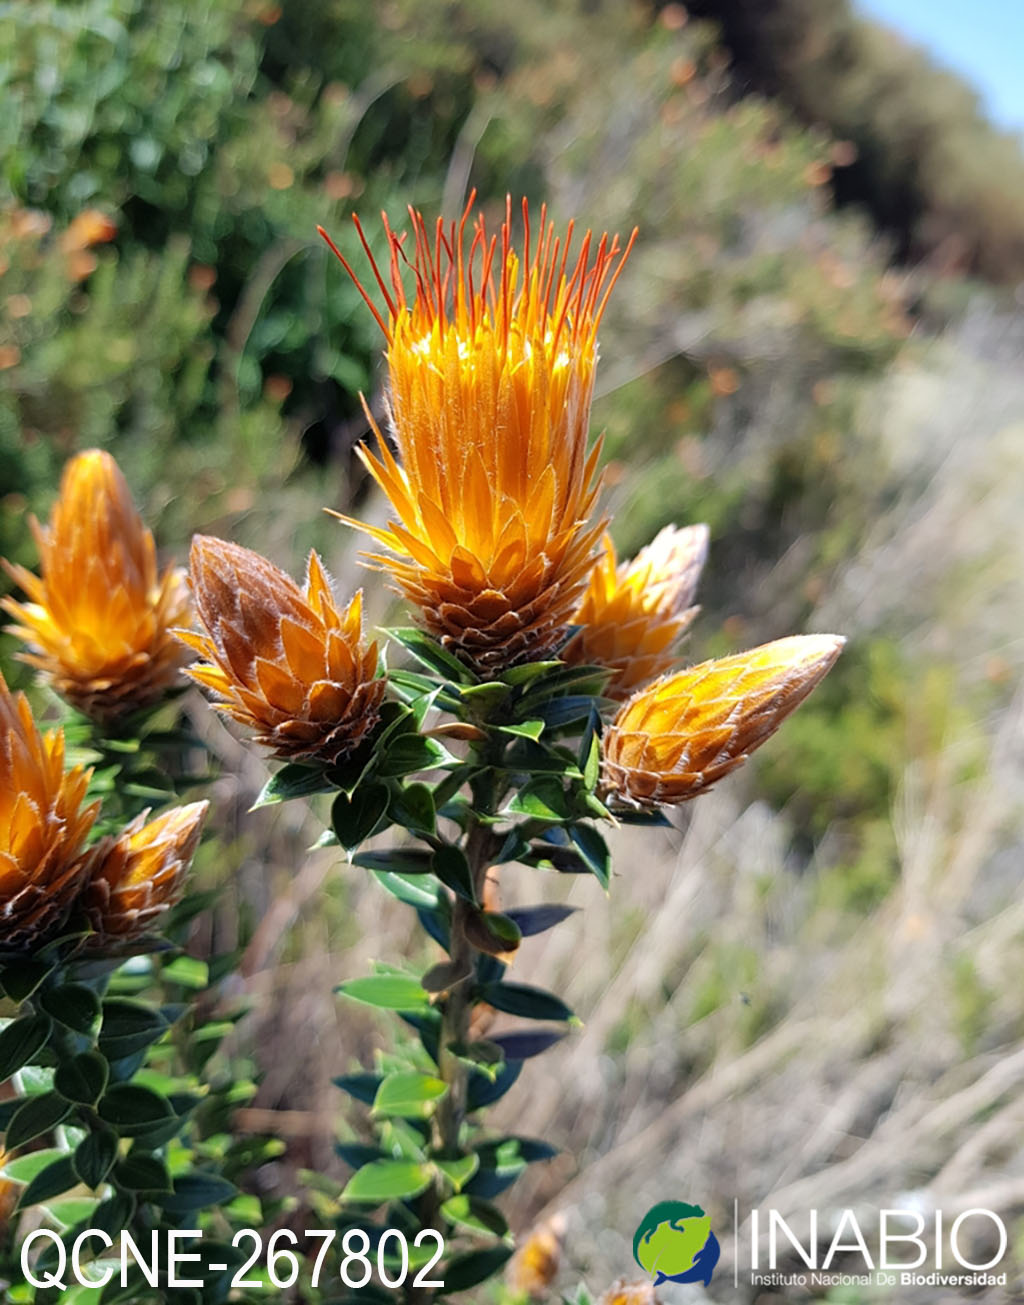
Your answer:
2;0;1023;1299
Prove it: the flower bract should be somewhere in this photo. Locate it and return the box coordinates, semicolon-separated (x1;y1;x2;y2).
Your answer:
179;536;385;763
2;449;191;723
602;635;845;805
321;197;635;672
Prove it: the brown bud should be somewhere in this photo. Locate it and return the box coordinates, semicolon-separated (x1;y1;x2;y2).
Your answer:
179;536;385;764
80;802;208;949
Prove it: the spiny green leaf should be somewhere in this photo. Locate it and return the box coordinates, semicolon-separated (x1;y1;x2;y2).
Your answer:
5;1092;73;1149
252;761;335;808
0;960;56;1004
16;1155;77;1211
388;782;436;836
507;778;573;822
569;824;611;889
342;1160;433;1203
431;844;476;902
372;1072;447;1119
97;1084;175;1134
435;1154;479;1192
504;903;578;936
73;1129;119;1188
336;974;433;1012
438;1244;514;1294
114;1152;173;1194
332;782;390;851
481;981;574;1022
440;1194;510;1239
160;1172;238;1213
378;734;455;778
385;629;477;684
353;849;434;875
54;1051;108;1106
0;1012;52;1080
37;984;101;1033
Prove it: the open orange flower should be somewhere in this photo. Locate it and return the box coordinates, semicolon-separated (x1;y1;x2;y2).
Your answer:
2;449;191;723
179;536;384;763
81;801;208;948
564;524;708;698
0;674;99;950
320;197;636;673
602;635;844;806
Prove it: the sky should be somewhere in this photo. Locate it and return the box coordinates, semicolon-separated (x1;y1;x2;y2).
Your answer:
856;0;1024;133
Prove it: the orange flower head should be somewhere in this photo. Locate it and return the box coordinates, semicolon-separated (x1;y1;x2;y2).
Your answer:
81;801;208;948
179;536;385;763
2;449;191;723
506;1215;566;1299
320;196;636;673
565;523;709;699
602;635;844;806
0;674;99;950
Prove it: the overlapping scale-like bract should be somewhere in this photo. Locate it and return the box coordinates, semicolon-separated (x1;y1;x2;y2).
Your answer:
0;675;99;949
2;449;190;722
81;801;208;947
602;635;845;806
179;536;384;763
321;197;635;673
565;524;708;698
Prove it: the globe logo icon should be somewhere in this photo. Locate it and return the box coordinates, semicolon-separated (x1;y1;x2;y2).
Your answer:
633;1200;721;1287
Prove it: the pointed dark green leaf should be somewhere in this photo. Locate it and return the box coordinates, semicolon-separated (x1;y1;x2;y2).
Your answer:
507;778;573;822
0;1012;52;1080
386;628;477;683
474;1136;559;1168
372;871;441;910
438;1244;514;1294
481;982;574;1022
16;1155;77;1211
114;1153;173;1194
332;782;390;851
55;1052;109;1106
378;734;454;778
353;848;434;875
504;904;578;936
73;1129;119;1188
499;660;565;687
98;1000;169;1059
569;824;611;889
489;1030;567;1060
0;960;57;1004
97;1084;175;1135
431;845;476;902
5;1091;73;1149
532;695;602;730
466;1059;522;1111
160;1172;238;1214
497;720;545;741
252;762;335;807
388;783;436;837
333;1072;384;1105
38;984;101;1033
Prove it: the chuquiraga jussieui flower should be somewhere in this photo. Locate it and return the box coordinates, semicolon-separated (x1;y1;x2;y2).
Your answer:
320;197;636;674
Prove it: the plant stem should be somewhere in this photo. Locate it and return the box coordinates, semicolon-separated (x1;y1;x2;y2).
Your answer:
410;752;502;1303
